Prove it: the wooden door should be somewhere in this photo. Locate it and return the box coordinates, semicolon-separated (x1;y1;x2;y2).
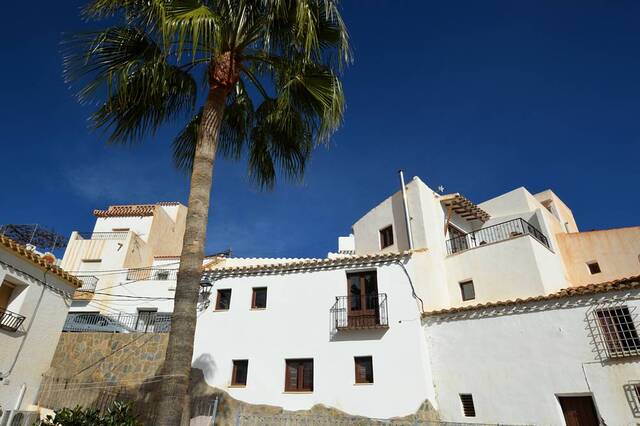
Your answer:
347;271;379;328
559;396;599;426
0;281;15;311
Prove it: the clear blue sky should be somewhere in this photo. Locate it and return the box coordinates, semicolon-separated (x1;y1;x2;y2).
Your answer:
1;1;638;258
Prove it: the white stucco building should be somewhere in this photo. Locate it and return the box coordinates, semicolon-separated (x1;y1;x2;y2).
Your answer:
59;176;640;425
0;236;79;424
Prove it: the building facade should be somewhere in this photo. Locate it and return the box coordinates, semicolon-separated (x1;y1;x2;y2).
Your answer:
0;236;79;424
58;177;640;424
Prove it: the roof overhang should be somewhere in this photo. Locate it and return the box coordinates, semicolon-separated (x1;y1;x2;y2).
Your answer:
440;193;490;222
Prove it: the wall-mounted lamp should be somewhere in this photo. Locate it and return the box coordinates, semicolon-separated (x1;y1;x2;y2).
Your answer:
199;279;213;298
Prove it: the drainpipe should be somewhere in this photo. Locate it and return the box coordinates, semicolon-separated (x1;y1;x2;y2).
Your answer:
6;383;27;424
398;170;414;250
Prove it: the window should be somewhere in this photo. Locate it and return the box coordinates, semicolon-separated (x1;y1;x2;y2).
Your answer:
354;356;374;384
231;360;248;386
460;394;476;417
587;261;601;275
379;225;394;249
156;270;169;280
447;224;469;254
459;280;475;301
252;287;267;309
136;308;157;332
285;359;313;392
215;289;232;310
596;306;640;357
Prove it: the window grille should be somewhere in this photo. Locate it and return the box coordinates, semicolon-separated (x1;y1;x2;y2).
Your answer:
587;301;640;360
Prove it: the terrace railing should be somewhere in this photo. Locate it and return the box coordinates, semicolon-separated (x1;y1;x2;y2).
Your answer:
0;307;26;332
76;275;99;292
63;312;171;333
75;231;129;241
446;218;550;255
330;293;389;331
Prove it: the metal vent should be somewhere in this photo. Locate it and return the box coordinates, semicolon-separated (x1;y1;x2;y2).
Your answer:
460;394;476;417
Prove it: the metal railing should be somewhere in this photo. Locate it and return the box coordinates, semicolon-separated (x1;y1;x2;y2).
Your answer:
63;312;171;333
330;293;388;331
75;231;129;240
446;218;550;255
76;275;99;292
126;268;178;281
0;307;26;332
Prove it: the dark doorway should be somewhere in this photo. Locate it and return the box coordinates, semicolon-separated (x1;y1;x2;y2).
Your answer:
558;396;599;426
347;271;380;328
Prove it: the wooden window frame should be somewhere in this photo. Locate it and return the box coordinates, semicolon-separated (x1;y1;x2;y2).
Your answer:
587;261;601;275
460;393;476;417
459;280;475;301
354;356;374;384
231;359;248;387
284;359;313;392
379;225;394;249
215;289;232;311
251;287;268;309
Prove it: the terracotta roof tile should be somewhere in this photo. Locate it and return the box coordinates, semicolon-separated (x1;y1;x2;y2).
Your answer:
93;202;182;218
203;249;426;277
0;235;81;288
423;275;640;317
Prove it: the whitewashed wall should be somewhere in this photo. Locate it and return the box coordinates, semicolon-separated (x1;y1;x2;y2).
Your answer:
192;259;435;418
0;248;75;411
424;291;640;425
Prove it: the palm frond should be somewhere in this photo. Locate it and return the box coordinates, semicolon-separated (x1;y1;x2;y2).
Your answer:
62;27;162;104
91;60;197;144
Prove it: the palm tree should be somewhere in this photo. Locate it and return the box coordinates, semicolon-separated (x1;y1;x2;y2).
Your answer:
64;1;350;424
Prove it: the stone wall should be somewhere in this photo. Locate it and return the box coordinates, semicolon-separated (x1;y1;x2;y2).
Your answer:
39;333;438;425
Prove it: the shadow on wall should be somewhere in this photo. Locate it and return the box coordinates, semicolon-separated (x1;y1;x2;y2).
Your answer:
623;382;640;418
329;328;388;342
192;353;218;384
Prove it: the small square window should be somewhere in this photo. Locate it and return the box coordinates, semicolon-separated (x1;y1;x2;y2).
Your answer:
379;225;394;249
156;270;169;280
216;289;232;310
231;360;248;386
460;394;476;417
587;262;601;275
252;287;267;309
459;280;475;301
285;359;313;392
354;356;374;384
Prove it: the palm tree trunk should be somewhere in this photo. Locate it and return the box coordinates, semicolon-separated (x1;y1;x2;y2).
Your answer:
155;86;227;426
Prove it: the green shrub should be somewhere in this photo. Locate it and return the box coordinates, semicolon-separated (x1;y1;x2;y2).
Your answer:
35;401;141;426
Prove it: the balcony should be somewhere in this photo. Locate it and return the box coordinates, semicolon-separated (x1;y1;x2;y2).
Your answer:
0;307;26;332
330;293;389;331
76;275;98;292
75;231;129;241
63;312;171;333
446;218;550;255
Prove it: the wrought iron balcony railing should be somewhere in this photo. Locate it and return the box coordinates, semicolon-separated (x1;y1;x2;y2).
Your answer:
0;307;26;332
330;293;389;331
75;231;129;241
63;311;171;333
446;218;550;255
76;275;98;292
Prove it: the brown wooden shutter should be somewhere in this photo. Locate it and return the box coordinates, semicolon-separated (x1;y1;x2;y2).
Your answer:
285;362;298;391
302;360;313;391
